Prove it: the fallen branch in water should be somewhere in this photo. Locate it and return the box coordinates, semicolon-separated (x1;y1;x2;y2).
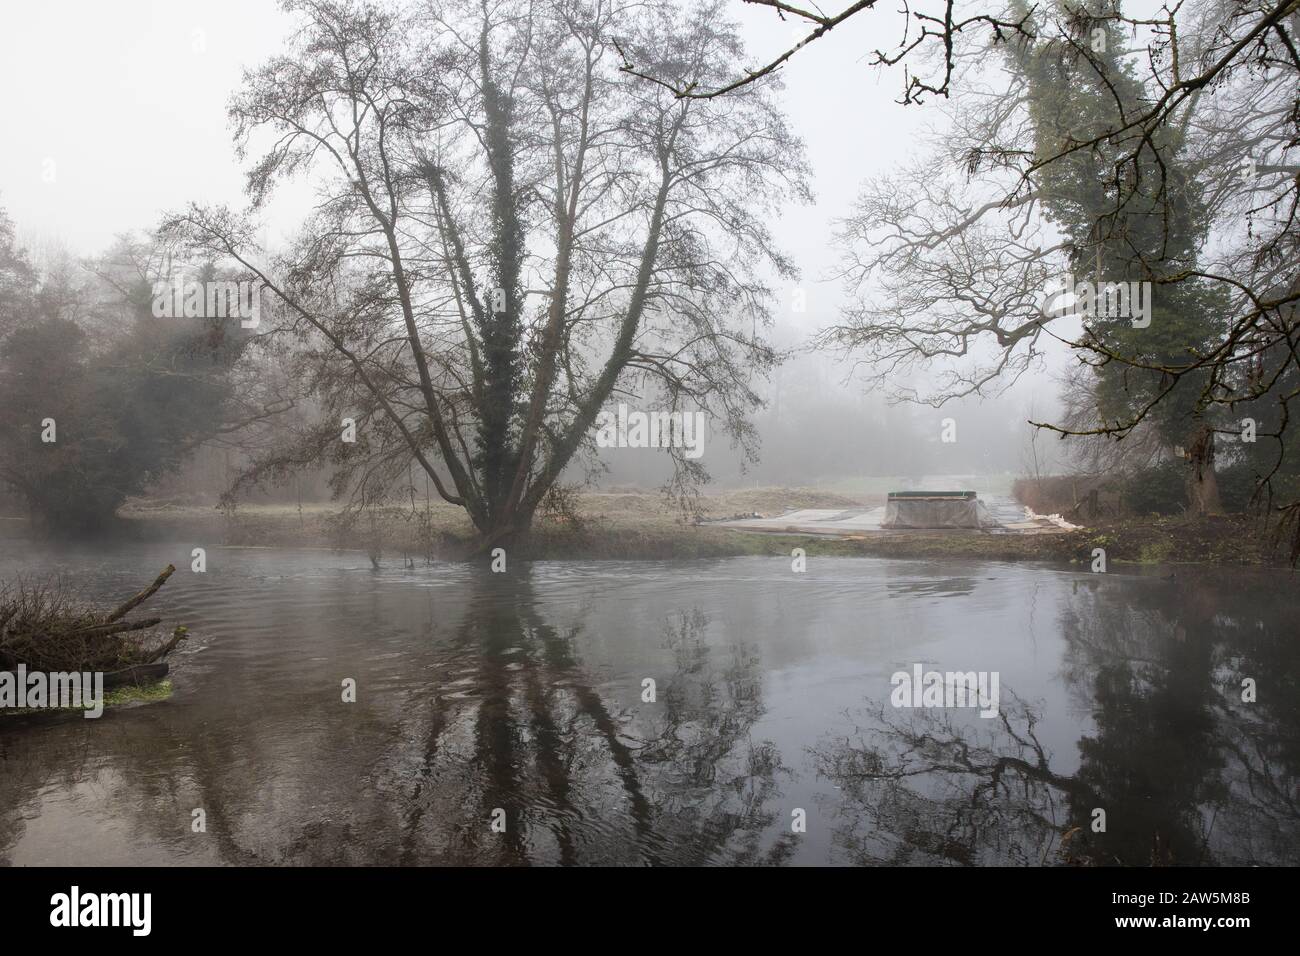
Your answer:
0;565;185;674
104;564;175;622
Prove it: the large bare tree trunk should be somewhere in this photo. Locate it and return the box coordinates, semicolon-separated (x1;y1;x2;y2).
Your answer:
1184;425;1223;516
163;1;799;557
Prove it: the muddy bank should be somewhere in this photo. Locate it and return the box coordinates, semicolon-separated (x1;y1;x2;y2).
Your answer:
806;514;1287;567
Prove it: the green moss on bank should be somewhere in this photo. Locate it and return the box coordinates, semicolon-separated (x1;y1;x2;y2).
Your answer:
0;679;172;718
105;678;173;707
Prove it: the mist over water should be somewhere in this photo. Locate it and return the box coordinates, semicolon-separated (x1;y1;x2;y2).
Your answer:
2;544;1293;866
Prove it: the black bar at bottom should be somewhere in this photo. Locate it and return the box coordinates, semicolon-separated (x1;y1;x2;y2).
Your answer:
0;865;1282;941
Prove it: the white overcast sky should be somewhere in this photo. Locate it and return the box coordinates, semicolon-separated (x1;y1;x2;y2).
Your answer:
0;1;920;288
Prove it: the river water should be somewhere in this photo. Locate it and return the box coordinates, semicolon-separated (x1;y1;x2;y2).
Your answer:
1;542;1296;866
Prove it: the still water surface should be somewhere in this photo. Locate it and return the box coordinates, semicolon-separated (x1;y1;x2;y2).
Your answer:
1;543;1296;865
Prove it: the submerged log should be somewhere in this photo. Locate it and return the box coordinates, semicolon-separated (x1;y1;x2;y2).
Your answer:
149;625;189;663
102;662;171;690
70;617;163;640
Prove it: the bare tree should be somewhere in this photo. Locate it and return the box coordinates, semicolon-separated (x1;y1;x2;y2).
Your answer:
620;0;1300;540
819;1;1299;537
161;0;809;551
620;0;1293;110
617;0;1034;103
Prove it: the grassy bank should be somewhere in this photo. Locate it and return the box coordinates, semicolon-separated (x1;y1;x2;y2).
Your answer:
2;487;1290;567
116;487;879;560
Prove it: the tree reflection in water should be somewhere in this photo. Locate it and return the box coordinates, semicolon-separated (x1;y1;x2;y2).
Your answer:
811;694;1091;865
394;584;795;865
1;569;791;865
812;573;1299;866
4;564;1294;866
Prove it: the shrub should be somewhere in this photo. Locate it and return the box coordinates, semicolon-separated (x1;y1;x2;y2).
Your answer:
1121;460;1188;515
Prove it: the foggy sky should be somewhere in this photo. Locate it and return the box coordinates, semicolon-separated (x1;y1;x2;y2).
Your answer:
0;0;1067;477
